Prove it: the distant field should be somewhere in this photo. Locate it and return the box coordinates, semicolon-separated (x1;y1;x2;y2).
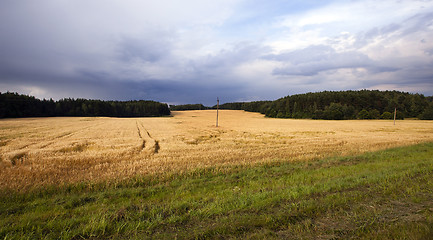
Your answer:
1;110;433;190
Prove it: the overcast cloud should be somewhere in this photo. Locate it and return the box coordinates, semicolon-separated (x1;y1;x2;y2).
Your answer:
1;0;432;105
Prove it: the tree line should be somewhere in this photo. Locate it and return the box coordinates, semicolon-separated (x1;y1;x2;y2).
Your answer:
0;92;171;118
218;101;272;113
169;104;209;111
215;90;433;120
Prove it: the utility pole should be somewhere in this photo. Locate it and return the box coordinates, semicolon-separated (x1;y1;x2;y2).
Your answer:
393;107;397;125
216;97;219;127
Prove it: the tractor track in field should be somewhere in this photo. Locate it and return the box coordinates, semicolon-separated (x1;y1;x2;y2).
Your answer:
136;121;160;154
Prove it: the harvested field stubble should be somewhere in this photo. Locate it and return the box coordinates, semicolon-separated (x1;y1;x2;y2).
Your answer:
1;110;433;190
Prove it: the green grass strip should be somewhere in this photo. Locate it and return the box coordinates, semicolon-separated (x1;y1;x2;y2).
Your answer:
1;142;433;239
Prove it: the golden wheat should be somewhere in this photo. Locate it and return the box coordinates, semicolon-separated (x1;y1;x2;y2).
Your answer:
1;110;433;190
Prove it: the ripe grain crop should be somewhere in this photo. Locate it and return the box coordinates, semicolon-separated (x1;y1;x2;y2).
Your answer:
1;110;433;190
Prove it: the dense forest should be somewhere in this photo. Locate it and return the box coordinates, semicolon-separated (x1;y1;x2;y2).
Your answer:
0;92;170;118
3;90;433;120
218;101;272;113
169;104;209;111
215;90;433;120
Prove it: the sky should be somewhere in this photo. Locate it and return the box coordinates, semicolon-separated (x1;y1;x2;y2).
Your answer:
1;0;433;106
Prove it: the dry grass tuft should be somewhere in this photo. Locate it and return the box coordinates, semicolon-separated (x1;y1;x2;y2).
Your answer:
9;152;27;166
0;140;8;147
1;110;433;190
58;142;90;153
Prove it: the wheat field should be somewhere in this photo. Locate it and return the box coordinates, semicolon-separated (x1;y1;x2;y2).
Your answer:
1;110;433;190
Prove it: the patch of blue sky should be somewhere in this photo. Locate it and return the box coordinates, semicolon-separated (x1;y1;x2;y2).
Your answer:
216;0;334;42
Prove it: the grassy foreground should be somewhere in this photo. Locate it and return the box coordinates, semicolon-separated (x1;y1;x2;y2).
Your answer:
1;143;433;239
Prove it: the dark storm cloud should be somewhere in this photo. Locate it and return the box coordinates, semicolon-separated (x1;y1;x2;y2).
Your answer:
188;43;270;76
0;65;247;106
0;0;270;104
1;0;433;104
116;33;174;63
